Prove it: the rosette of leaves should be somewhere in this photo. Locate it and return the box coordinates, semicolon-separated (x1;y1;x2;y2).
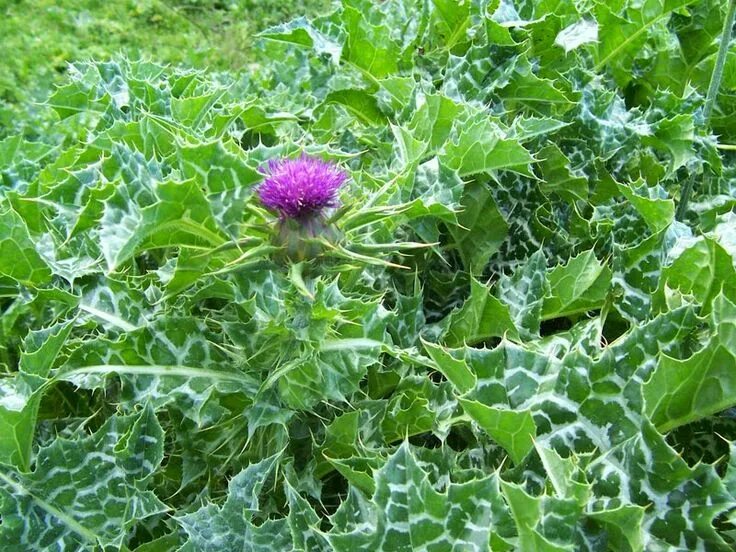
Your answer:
2;0;736;550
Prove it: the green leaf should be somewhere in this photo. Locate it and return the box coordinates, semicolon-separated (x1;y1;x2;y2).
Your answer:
285;479;330;551
585;421;735;550
4;4;736;549
115;403;165;482
0;319;74;469
440;111;534;177
555;19;598;53
0;411;167;550
47;78;104;120
276;338;385;410
176;141;261;237
438;276;519;346
542;249;611;320
381;376;457;441
653;236;736;314
18;318;75;378
616;180;675;233
448;180;509;273
460;399;536;464
595;0;693;86
613;222;691;322
500;481;577;551
431;0;471;48
498;251;549;339
0;205;51;285
408;94;461;155
535;444;590;506
644;294;736;432
641;113;696;173
537;143;588;202
171;90;226;130
509;116;571;143
327;442;504;551
258;16;342;62
499;57;576;113
586;506;646;552
179;454;290;551
61;317;257;425
270;281;390;410
0;136;56;189
100;176;226;271
423;340;475;393
342;5;401;78
324;89;388;126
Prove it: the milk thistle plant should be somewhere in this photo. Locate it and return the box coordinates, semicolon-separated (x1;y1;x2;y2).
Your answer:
258;154;347;260
3;0;736;550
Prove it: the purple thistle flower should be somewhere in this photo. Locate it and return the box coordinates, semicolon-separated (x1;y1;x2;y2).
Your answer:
258;154;348;220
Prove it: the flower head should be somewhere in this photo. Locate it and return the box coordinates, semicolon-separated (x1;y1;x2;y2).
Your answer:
258;154;347;219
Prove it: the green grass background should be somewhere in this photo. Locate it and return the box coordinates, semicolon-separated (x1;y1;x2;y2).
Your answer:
0;0;330;135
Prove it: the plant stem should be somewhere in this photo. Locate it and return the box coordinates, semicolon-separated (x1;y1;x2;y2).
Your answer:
676;173;696;221
679;0;735;220
703;0;736;127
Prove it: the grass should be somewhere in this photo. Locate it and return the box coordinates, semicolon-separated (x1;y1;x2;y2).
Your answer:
0;0;331;136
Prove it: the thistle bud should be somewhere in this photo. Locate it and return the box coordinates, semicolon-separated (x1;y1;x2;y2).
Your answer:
275;215;341;261
257;154;347;261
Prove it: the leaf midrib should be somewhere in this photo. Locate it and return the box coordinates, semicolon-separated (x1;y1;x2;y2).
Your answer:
595;2;695;70
0;469;100;545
